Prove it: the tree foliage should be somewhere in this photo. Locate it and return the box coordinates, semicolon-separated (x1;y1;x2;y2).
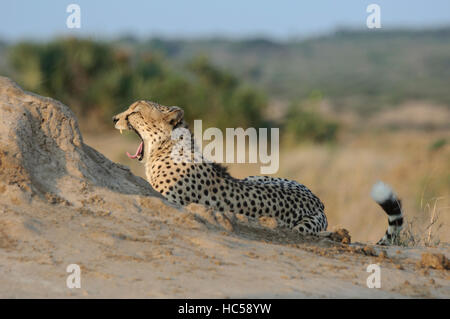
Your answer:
8;38;268;129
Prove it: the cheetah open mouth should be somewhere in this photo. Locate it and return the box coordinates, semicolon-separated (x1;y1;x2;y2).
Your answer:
126;127;144;161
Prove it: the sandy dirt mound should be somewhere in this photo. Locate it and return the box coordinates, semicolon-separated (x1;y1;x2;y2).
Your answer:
0;76;448;298
0;77;158;204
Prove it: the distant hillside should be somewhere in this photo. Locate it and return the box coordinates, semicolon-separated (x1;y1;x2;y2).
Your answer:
125;28;450;113
1;28;449;118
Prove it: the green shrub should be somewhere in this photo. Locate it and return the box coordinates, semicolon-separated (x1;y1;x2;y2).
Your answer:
284;102;339;143
8;39;268;131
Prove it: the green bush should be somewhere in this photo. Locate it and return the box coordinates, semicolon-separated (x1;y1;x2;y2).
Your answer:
8;38;268;130
8;37;340;145
284;101;339;143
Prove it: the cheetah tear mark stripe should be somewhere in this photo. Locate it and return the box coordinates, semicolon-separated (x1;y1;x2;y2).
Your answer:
371;181;403;245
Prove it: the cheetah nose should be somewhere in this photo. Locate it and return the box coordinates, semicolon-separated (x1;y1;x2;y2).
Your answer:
112;116;118;124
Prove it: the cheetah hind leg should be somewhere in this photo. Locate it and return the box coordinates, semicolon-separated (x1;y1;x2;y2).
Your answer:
293;216;350;243
292;215;325;237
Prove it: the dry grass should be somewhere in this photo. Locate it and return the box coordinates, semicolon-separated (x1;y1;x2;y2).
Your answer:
273;130;449;244
398;196;447;247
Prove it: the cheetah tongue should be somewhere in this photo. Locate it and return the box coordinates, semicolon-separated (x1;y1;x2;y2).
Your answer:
126;142;143;159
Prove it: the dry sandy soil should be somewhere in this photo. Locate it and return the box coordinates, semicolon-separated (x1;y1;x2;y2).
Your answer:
0;76;448;298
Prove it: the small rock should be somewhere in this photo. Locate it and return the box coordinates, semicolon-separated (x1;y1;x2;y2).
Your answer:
378;251;388;259
419;253;449;270
330;228;351;244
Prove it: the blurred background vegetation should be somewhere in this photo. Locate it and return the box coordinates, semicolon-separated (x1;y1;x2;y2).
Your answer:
2;28;449;141
5;38;268;130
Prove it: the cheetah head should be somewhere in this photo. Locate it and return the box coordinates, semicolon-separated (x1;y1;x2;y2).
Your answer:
112;100;184;161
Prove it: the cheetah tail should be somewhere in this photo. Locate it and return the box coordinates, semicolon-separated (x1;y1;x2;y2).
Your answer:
370;181;404;245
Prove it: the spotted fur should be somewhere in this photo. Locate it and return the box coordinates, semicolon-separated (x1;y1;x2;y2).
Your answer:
113;100;402;243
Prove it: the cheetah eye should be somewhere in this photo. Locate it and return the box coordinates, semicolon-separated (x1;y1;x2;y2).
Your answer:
126;111;143;123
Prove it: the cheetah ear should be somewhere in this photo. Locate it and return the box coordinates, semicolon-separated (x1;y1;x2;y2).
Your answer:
164;106;184;126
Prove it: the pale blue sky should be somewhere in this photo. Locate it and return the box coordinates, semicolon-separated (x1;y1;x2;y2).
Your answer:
1;1;449;41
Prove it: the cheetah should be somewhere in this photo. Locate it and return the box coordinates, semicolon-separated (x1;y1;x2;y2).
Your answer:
113;100;403;244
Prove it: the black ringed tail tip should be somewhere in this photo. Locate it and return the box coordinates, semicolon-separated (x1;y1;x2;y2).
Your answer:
371;181;404;245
